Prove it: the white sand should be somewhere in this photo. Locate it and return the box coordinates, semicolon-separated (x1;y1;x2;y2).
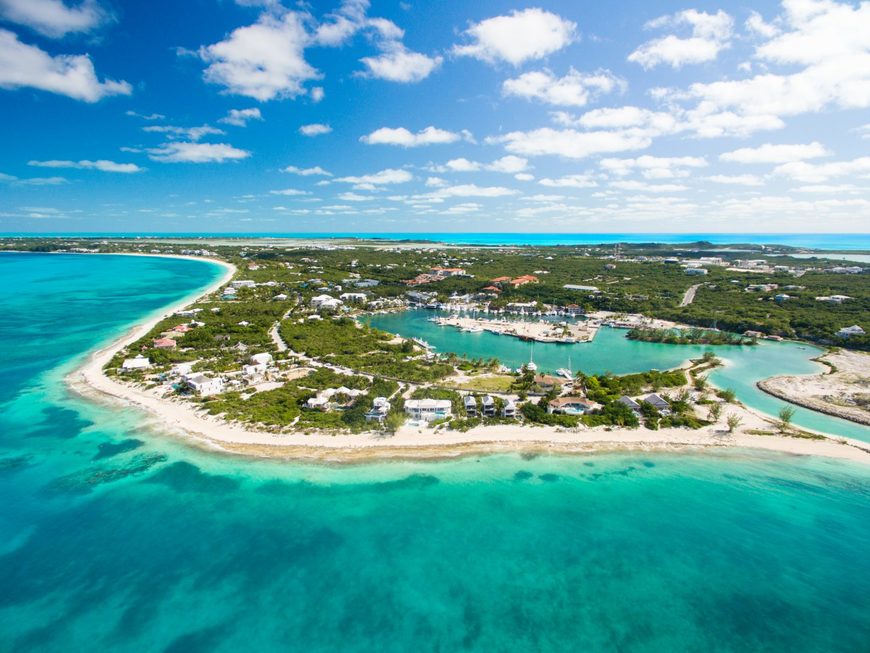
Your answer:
65;254;870;465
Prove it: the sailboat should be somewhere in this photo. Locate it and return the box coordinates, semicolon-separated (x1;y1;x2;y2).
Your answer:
526;343;538;372
556;353;573;380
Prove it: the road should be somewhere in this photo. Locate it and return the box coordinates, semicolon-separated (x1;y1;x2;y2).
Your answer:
680;284;702;307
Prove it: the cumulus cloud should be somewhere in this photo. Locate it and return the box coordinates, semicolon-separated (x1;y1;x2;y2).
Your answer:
126;110;165;121
282;165;331;176
359;45;442;83
146;142;251;163
600;155;707;179
0;0;108;38
628;9;733;69
491;127;651;159
453;8;576;65
27;159;143;173
219;108;263;127
361;125;472;147
0;29;131;102
428;184;518;199
610;180;690;193
299;123;332;136
0;171;68;185
198;12;318;101
502;68;625;107
773;157;870;183
539;174;597;188
268;188;310;196
719;142;831;164
433;155;529;174
706;174;764;186
335;168;413;185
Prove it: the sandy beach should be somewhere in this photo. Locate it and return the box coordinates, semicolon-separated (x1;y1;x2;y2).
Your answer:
65;254;870;465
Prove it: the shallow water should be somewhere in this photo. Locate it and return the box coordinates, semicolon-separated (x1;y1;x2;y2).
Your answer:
367;311;870;441
1;252;869;652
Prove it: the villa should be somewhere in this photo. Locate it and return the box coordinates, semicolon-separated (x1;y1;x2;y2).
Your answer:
464;395;477;417
502;399;517;418
310;295;343;311
641;393;671;416
339;292;368;304
617;396;642;416
547;396;596;415
122;355;151;371
481;395;496;417
153;338;177;349
365;397;391;423
837;325;865;338
184;373;224;397
404;399;452;422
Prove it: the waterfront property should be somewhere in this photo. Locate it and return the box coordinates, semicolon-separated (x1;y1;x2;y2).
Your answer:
548;396;597;415
404;398;452;422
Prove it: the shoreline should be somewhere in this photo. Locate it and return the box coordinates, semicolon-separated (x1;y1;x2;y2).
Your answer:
63;253;870;465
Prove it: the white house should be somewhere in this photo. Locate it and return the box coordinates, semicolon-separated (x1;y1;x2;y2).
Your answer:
502;399;517;418
185;374;224;397
366;397;391;423
404;399;452;422
122;355;151;371
339;292;367;304
250;353;273;367
310;294;343;311
685;267;708;276
231;280;256;288
837;325;865;338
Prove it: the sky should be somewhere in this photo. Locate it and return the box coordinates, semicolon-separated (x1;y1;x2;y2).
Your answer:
0;0;869;234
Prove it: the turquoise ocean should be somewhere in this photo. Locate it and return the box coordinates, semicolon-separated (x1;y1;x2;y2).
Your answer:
1;252;869;652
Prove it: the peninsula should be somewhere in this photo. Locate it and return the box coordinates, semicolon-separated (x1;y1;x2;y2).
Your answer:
4;237;866;463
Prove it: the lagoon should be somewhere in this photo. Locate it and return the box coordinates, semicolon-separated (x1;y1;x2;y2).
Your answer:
367;310;870;441
1;252;869;652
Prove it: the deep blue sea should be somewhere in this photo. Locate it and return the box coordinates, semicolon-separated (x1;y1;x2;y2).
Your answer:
3;232;870;250
1;252;869;652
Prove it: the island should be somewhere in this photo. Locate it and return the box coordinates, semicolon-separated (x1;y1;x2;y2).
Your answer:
4;236;868;463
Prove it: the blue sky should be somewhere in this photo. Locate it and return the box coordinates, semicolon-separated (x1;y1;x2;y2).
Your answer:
1;0;869;233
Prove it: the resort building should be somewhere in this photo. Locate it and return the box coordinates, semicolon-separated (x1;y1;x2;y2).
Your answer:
339;292;368;304
547;396;596;415
184;374;224;396
404;399;452;422
121;355;151;371
502;399;517;418
231;280;256;288
310;295;343;311
430;267;468;277
616;396;642;416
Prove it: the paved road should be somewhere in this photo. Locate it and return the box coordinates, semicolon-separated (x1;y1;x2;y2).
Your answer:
680;284;702;307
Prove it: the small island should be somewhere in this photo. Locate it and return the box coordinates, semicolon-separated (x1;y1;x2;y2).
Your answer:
627;327;757;346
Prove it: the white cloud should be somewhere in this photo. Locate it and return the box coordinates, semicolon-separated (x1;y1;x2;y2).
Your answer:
487;155;529;173
452;8;576;66
502;68;625;107
126;110;165;121
720;142;831;164
197;12;317;101
492;128;651;159
429;184;518;199
359;45;442;83
539;174;597;188
567;106;678;133
310;86;324;102
27;159;143;173
514;173;535;181
336;192;374;201
282;165;331;176
335;168;413;185
773;157;870;183
628;9;733;69
269;188;310;196
0;0;108;38
425;176;447;187
143;124;224;141
600;155;707;179
706;174;764;186
0;171;68;185
361;125;471;147
146;142;251;163
0;29;131;102
299;123;332;136
219;108;263;127
611;180;690;193
745;10;779;39
443;158;480;172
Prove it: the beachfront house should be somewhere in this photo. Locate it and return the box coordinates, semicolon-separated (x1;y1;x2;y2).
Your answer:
339;292;368;304
122;355;151;371
502;399;517;418
616;396;643;417
837;325;865;338
231;280;256;289
153;337;177;349
547;396;596;415
184;374;224;396
365;397;391;423
404;399;452;423
482;395;496;417
306;395;329;410
641;394;671;416
464;395;477;417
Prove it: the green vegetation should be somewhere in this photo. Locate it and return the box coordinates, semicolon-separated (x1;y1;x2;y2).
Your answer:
628;327;756;346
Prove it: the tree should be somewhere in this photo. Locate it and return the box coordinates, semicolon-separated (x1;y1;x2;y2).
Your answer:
708;403;722;422
718;388;737;403
778;406;796;432
726;414;742;433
